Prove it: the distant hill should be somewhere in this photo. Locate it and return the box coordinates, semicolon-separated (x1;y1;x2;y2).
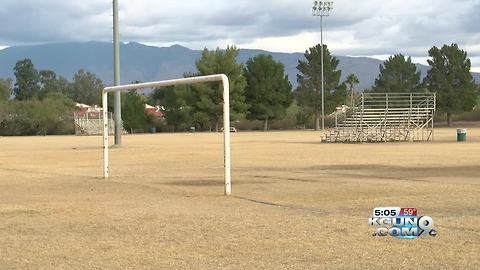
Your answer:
0;42;478;91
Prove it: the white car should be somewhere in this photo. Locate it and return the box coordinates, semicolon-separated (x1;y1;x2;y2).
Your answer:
221;127;237;133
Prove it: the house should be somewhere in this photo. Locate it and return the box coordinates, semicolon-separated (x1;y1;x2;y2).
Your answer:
145;104;164;118
75;103;102;118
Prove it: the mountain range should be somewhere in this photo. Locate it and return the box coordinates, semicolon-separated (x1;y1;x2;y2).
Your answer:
0;42;478;91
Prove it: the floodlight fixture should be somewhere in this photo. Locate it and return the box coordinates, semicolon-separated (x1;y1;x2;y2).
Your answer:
312;1;334;17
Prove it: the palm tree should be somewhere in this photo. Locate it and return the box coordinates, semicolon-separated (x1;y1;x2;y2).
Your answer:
345;73;360;107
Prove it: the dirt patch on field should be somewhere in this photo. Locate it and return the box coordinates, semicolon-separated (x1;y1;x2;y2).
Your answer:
0;128;479;269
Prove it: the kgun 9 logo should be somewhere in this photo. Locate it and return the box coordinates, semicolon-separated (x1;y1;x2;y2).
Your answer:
369;207;437;239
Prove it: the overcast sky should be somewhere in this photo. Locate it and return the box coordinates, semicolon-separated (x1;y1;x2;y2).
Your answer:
0;0;479;71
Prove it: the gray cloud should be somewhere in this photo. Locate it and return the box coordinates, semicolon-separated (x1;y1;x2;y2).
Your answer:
0;0;479;69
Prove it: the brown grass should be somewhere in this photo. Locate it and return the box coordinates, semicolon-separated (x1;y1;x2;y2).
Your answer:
0;128;479;269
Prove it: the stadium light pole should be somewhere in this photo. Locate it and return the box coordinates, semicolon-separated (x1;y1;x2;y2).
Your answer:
113;0;122;146
312;1;333;131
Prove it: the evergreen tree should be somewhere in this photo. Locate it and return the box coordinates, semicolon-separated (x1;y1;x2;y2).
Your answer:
295;106;312;130
244;54;293;131
121;90;151;133
13;59;40;100
191;46;247;131
424;44;477;126
296;44;347;130
151;86;192;132
372;54;421;93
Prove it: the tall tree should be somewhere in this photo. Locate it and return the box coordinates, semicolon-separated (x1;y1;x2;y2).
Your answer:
477;84;480;106
39;70;57;89
372;54;421;93
71;69;103;105
191;46;247;131
424;44;477;126
13;59;40;100
151;86;192;132
244;54;293;131
39;70;70;98
0;78;13;100
121;90;151;133
296;44;348;130
295;106;312;130
345;73;360;107
57;76;73;96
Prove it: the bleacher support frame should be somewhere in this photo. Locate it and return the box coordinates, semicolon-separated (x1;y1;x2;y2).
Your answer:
74;112;116;136
322;93;436;143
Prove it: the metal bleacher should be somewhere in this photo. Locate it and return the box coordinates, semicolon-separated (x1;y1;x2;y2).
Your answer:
322;93;436;143
74;112;116;136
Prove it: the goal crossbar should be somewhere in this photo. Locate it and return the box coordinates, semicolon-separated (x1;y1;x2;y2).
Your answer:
102;74;232;195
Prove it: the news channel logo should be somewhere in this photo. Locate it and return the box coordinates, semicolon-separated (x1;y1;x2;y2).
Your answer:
369;207;437;239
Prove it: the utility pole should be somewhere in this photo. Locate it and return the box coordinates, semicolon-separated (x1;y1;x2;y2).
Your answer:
312;1;333;131
113;0;122;145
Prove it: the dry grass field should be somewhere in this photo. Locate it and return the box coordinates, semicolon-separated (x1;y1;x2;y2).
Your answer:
0;128;479;269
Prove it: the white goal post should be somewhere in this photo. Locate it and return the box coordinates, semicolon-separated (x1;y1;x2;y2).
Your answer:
102;74;232;195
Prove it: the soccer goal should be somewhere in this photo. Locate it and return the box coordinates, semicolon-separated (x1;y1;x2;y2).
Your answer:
102;74;232;195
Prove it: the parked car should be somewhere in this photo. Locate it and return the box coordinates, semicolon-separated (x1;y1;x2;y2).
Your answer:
220;127;238;133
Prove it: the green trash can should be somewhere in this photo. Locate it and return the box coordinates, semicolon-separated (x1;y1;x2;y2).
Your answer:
457;128;467;142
